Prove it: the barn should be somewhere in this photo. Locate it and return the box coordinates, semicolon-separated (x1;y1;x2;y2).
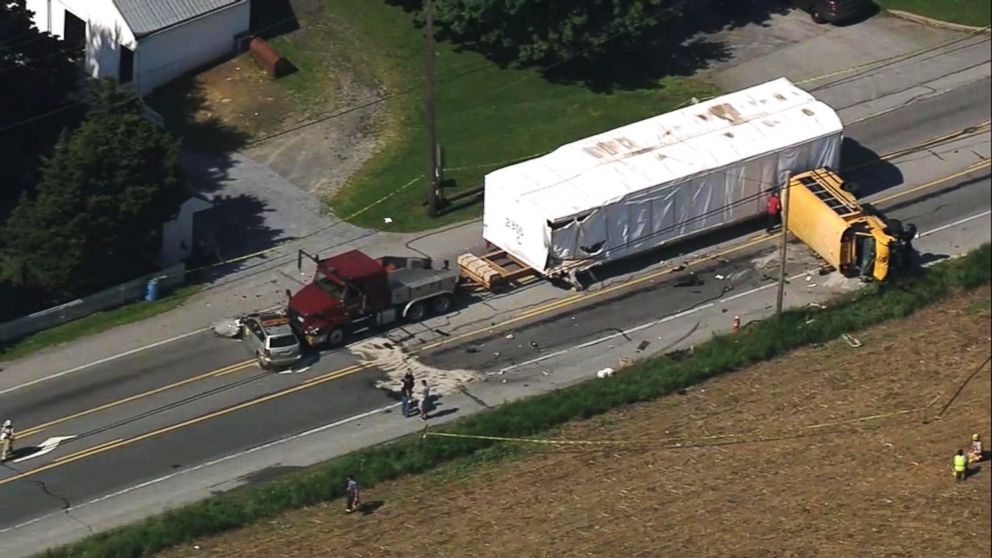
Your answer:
24;0;251;95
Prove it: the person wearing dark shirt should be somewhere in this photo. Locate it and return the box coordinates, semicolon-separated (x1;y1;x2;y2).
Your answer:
401;372;415;417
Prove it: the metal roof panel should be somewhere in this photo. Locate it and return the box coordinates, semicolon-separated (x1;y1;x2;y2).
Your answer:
114;0;246;36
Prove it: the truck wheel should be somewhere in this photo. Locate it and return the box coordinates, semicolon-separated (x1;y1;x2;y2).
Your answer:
430;293;454;315
327;327;347;348
811;9;827;24
406;301;428;322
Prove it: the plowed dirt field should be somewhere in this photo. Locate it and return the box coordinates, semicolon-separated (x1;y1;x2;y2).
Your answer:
162;288;992;558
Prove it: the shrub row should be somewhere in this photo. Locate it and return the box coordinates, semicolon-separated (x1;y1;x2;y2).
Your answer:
46;244;991;558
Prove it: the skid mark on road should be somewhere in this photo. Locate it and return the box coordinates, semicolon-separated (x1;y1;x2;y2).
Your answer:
349;337;479;396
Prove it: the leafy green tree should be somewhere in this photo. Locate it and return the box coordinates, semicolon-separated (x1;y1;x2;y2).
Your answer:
431;0;684;65
1;80;184;297
0;0;85;217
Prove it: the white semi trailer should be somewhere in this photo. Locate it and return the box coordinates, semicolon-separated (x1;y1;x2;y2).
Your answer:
480;77;844;288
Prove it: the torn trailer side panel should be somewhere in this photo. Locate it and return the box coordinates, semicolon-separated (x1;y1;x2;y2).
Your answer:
481;77;844;280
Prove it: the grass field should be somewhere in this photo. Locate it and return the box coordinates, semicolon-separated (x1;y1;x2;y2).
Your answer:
877;0;991;27
325;0;720;231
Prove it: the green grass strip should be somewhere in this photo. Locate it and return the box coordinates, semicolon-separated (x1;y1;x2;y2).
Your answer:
876;0;991;28
0;286;200;363
43;244;991;558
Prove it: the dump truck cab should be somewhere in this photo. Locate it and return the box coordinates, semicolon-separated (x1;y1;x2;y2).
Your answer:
785;168;915;281
288;249;459;348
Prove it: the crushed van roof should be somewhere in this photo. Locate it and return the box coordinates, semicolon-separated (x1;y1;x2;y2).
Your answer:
485;77;844;223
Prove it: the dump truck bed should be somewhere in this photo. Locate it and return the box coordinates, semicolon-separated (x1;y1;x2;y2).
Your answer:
387;267;459;306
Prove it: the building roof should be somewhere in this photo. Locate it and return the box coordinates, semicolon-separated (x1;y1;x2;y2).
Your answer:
114;0;246;37
485;77;844;223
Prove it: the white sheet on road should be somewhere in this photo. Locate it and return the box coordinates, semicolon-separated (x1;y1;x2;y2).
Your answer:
483;77;844;274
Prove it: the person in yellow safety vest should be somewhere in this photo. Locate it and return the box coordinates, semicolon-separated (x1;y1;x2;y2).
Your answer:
953;449;968;481
968;434;984;463
0;419;14;461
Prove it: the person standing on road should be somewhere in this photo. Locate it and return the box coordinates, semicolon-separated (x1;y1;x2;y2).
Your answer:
419;379;432;421
1;419;15;461
345;474;361;513
766;189;782;233
953;449;968;481
401;371;415;417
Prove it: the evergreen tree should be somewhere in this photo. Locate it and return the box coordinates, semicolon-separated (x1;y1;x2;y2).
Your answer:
431;0;684;65
2;80;184;297
0;0;85;217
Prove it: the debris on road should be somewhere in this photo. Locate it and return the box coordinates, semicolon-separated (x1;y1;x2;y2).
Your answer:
212;317;244;338
674;272;704;287
505;333;515;340
596;367;615;379
351;337;479;396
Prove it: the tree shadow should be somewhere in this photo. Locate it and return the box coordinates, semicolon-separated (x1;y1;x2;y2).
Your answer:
250;0;300;39
840;138;905;198
186;194;284;279
145;72;251;156
388;0;794;92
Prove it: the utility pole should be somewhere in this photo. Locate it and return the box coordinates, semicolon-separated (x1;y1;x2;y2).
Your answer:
425;0;439;217
775;173;791;317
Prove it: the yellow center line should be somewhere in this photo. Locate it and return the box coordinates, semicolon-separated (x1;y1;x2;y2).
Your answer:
420;157;992;353
3;134;987;485
53;438;124;464
0;363;373;487
873;161;991;205
17;360;255;440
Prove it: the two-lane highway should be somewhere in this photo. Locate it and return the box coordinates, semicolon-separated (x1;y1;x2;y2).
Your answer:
0;78;989;541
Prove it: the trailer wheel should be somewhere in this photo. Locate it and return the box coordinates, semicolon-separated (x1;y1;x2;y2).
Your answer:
406;301;428;322
430;293;454;315
327;327;347;348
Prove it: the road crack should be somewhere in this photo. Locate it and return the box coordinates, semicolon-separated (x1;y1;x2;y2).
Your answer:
458;385;492;409
34;480;93;535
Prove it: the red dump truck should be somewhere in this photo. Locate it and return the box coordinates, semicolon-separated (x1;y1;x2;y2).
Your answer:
287;249;459;348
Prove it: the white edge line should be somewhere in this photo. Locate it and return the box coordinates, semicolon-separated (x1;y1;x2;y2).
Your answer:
0;328;211;397
917;209;991;238
0;402;401;535
3;210;989;532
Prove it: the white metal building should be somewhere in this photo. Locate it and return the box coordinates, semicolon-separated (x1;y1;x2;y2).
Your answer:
483;77;844;276
25;0;251;95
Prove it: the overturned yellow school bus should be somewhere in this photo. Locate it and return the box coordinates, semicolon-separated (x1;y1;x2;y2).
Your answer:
784;168;916;282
